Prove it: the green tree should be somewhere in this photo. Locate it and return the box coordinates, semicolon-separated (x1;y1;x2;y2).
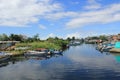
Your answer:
33;34;40;41
67;37;71;41
0;34;9;41
72;36;75;41
9;34;25;41
47;37;54;43
99;35;108;41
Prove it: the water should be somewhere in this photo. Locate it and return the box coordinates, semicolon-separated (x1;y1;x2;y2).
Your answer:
0;44;120;80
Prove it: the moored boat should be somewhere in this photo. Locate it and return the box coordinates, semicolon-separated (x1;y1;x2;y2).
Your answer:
109;41;120;53
101;43;115;52
53;50;62;54
0;52;10;62
24;48;49;56
96;43;115;52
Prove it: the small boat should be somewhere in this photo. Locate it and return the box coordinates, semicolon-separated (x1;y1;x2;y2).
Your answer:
53;50;62;54
109;42;120;53
24;51;47;56
24;48;48;56
0;52;10;62
0;62;9;67
97;43;114;52
101;44;114;52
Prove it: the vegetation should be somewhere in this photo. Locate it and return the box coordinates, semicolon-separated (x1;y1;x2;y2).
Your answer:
86;35;108;41
0;34;70;52
16;37;69;50
0;34;27;41
99;35;108;41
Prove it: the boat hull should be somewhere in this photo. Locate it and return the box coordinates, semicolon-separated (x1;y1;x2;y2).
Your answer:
24;51;47;56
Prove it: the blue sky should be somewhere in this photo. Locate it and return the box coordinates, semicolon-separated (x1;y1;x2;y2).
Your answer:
0;0;120;39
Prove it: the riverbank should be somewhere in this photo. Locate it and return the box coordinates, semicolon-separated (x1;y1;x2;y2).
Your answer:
0;40;69;57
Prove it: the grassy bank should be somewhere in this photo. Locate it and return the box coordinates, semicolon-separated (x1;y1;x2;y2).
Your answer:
15;40;69;50
1;38;69;56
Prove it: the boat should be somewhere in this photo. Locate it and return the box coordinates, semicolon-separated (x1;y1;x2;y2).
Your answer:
53;50;62;54
24;51;48;56
0;52;10;62
101;43;114;52
24;48;48;56
109;42;120;53
0;62;9;67
96;43;114;52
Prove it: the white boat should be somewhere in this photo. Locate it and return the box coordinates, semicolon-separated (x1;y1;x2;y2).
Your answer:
24;51;47;56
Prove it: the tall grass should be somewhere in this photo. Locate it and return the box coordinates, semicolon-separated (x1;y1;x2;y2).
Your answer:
16;41;61;50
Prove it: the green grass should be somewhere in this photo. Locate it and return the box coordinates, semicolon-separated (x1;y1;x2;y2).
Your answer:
15;41;62;50
4;40;69;56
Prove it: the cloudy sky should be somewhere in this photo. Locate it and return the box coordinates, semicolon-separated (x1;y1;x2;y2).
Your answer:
0;0;120;39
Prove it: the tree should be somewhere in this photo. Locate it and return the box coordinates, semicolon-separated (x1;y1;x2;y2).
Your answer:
55;37;59;40
47;37;54;43
33;34;40;41
99;35;108;41
0;34;9;41
72;36;75;41
91;36;99;39
67;37;71;41
9;34;25;41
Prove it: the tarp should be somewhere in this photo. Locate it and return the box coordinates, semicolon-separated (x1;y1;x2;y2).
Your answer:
115;42;120;48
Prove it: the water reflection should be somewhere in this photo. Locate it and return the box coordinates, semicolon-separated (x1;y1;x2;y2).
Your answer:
0;62;9;68
109;53;120;63
0;52;64;68
1;44;120;80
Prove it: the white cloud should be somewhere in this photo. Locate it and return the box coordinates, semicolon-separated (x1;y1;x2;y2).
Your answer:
1;0;120;30
39;25;47;30
85;5;101;10
45;11;79;20
66;3;120;29
65;32;81;39
65;32;99;39
0;0;61;27
40;33;55;40
85;0;101;10
48;33;55;37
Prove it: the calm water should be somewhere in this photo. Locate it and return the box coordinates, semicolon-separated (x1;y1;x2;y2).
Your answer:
1;44;120;80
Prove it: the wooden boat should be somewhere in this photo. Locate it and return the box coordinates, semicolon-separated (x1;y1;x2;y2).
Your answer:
24;51;47;56
0;52;10;62
0;62;9;67
24;48;48;56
